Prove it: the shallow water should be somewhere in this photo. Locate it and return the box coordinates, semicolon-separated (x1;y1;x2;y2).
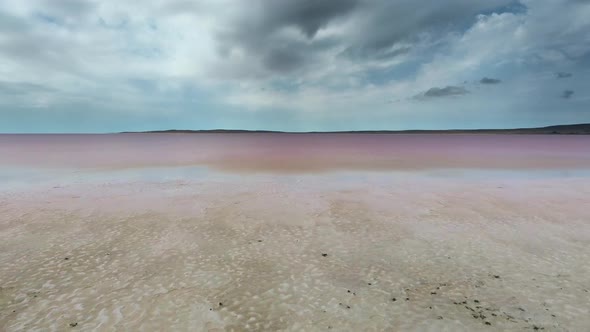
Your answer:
1;134;589;331
1;133;590;172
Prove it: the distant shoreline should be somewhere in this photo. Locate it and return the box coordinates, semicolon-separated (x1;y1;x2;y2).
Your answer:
122;123;590;135
2;123;589;135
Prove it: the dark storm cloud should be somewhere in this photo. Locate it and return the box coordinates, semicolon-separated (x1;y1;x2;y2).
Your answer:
342;0;518;60
261;0;359;38
214;0;358;77
556;72;573;78
480;77;502;84
561;90;574;99
216;0;522;76
263;48;306;72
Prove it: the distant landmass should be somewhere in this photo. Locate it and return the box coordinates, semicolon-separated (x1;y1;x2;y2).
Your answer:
123;123;590;135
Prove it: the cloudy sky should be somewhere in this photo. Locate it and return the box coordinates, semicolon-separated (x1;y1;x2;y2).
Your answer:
1;0;589;132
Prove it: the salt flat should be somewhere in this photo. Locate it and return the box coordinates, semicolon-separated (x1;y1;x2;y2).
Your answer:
1;134;590;331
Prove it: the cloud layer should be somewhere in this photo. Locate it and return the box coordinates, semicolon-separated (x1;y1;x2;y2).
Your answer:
0;0;589;132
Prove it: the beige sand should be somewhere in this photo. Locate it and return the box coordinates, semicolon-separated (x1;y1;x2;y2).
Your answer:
1;170;589;331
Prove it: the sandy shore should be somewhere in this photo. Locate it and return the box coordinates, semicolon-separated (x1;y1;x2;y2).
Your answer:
1;166;589;331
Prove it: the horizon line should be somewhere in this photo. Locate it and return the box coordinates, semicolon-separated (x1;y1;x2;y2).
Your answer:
1;122;589;135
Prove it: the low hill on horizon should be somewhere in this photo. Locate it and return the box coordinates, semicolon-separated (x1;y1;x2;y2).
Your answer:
124;123;590;135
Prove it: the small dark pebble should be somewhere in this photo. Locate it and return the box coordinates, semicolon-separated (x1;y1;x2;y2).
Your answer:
64;257;69;260
258;240;263;242
494;275;500;279
69;323;78;327
437;316;443;320
551;314;556;317
491;313;497;317
461;301;467;304
368;283;372;286
219;302;223;306
322;253;328;257
518;307;525;312
431;292;437;295
429;306;433;309
209;308;212;311
474;300;480;303
405;298;410;301
485;322;491;326
347;290;351;293
346;305;351;309
392;298;396;302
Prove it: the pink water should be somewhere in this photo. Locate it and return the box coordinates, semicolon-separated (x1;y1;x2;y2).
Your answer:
1;134;589;172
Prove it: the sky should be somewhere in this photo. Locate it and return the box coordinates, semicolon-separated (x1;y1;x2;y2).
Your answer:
0;0;589;133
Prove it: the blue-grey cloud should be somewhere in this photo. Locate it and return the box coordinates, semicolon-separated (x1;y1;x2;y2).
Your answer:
556;72;573;78
0;81;57;95
480;77;502;84
417;86;470;99
561;90;574;99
